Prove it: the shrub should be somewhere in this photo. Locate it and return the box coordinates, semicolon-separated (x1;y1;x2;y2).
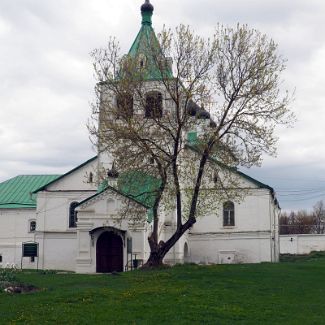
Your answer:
0;268;18;283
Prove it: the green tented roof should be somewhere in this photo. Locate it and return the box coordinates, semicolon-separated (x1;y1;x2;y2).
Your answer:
0;175;60;209
127;6;173;80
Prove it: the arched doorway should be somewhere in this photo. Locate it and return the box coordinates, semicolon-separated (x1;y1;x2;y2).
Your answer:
96;232;123;273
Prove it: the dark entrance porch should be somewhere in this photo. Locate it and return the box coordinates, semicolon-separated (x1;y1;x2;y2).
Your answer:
96;231;123;273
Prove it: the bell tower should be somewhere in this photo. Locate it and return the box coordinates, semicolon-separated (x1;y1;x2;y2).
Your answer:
97;0;173;184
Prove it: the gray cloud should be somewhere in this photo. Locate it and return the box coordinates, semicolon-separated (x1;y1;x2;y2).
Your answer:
0;0;324;211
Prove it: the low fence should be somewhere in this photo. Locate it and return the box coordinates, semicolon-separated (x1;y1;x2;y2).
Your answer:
280;234;325;255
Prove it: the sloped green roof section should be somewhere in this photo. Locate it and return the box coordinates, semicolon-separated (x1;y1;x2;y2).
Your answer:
0;175;60;209
127;4;173;80
118;171;160;210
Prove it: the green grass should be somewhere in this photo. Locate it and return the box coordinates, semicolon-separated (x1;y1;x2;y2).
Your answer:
1;256;325;324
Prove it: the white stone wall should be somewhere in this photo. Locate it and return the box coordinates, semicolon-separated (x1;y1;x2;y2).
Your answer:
280;234;325;255
35;232;77;271
0;208;38;268
36;191;96;232
188;188;279;264
189;232;272;264
32;157;98;271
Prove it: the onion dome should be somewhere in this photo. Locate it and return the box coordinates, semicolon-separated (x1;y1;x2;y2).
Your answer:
197;109;210;119
141;0;154;13
107;161;119;179
141;0;154;25
187;100;200;116
209;120;217;128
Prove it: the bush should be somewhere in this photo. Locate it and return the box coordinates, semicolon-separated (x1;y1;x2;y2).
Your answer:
0;268;18;283
280;251;325;262
38;269;58;275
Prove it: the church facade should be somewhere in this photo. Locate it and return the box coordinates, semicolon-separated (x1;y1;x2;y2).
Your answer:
0;1;280;272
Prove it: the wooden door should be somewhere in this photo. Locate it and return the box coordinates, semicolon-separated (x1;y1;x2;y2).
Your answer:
96;232;123;273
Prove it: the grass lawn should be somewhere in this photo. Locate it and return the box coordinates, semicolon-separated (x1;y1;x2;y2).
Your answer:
1;254;325;324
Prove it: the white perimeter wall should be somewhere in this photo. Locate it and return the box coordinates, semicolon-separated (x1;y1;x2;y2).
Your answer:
280;234;325;255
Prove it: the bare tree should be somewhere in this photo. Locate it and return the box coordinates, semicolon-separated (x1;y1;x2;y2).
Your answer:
279;208;323;235
313;200;325;234
89;21;293;267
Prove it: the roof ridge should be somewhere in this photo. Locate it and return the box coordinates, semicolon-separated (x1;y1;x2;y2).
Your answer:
32;156;98;193
77;185;150;209
0;174;61;209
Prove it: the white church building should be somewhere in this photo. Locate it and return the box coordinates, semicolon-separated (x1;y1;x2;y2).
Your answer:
0;1;280;273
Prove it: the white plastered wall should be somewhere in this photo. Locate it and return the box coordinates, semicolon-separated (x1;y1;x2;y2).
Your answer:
188;187;279;264
34;157;98;271
280;234;325;255
0;208;39;268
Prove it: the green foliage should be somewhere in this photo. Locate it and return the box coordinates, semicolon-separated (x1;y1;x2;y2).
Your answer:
280;250;325;262
0;268;18;283
1;259;325;323
38;269;58;275
0;268;19;290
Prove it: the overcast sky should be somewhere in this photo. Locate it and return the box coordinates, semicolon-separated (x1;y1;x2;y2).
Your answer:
0;0;325;211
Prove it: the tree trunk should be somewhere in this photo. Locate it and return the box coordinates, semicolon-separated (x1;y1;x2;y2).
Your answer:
143;251;165;268
143;217;196;268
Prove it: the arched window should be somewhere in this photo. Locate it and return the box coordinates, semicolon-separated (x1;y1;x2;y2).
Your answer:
69;201;79;228
88;172;93;183
184;242;190;263
116;93;133;118
138;54;146;69
29;220;36;232
223;201;235;227
145;91;163;118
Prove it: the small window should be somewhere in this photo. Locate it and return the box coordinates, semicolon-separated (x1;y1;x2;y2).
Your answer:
213;172;218;184
117;93;133;118
69;201;79;228
145;91;163;118
187;131;197;144
138;54;146;69
223;201;235;227
0;255;2;263
88;172;93;183
29;220;36;232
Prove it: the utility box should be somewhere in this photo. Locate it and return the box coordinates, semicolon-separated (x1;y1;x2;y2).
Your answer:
219;251;236;264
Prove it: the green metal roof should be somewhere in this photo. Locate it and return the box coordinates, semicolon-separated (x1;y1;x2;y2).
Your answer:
127;3;173;80
0;175;60;209
118;171;160;207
